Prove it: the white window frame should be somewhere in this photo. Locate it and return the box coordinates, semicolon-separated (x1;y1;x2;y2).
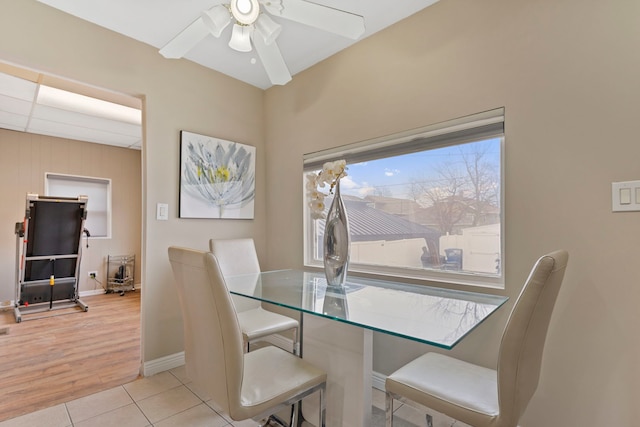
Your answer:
303;108;505;289
45;172;112;239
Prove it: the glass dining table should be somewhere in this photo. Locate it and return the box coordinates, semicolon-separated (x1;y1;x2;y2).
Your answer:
225;269;508;427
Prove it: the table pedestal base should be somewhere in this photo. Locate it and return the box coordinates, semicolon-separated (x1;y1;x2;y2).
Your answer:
302;314;372;427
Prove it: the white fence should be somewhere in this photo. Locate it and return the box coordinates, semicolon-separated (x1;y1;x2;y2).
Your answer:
440;223;500;274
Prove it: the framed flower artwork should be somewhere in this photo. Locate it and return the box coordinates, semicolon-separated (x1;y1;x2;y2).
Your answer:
179;131;256;219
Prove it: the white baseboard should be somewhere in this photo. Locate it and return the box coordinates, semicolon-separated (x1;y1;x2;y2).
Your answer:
0;300;14;311
79;283;141;298
79;289;106;297
143;351;185;376
259;333;298;353
372;370;386;391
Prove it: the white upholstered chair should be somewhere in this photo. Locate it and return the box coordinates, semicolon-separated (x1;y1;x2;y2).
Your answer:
385;250;569;427
209;238;299;354
168;246;326;426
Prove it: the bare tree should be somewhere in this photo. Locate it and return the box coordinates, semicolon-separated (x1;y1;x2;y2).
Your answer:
458;142;500;226
421;171;468;235
408;141;499;234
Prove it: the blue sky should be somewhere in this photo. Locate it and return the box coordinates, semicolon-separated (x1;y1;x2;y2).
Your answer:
338;138;501;200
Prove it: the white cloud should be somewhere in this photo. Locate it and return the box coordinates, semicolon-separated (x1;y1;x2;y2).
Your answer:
339;175;357;189
358;186;376;197
337;176;374;198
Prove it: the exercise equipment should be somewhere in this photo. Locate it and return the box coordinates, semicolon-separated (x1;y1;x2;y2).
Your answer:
13;194;90;322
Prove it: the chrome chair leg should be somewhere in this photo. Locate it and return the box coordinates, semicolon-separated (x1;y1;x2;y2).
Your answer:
288;401;299;427
385;392;394;427
426;413;434;427
292;327;299;356
285;387;322;427
319;386;326;427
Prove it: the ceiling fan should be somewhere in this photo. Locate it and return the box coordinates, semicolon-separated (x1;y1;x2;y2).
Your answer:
159;0;365;86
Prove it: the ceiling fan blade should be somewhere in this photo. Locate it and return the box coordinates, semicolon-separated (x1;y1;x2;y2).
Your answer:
159;17;210;59
252;35;292;86
264;0;365;40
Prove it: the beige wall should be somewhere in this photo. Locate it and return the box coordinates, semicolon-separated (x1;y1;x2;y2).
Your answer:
0;129;141;299
263;0;639;425
0;0;266;362
1;0;639;425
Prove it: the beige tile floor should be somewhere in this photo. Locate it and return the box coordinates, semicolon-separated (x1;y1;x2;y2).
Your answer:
0;365;463;427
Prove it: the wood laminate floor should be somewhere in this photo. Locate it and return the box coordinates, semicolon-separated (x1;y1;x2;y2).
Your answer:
0;291;141;423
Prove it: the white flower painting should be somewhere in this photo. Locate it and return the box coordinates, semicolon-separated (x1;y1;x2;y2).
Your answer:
179;131;256;219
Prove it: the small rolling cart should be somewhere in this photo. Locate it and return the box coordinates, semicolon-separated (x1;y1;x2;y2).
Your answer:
106;254;135;295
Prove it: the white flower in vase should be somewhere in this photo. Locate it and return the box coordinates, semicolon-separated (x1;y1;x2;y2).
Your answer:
306;160;348;220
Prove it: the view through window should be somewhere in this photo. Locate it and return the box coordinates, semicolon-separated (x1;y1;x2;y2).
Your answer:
46;173;111;238
304;110;504;288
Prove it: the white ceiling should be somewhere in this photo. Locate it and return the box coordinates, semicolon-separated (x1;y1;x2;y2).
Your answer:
1;0;440;149
0;69;143;149
35;0;441;90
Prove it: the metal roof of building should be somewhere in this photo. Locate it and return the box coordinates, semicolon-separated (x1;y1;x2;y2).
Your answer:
321;197;441;242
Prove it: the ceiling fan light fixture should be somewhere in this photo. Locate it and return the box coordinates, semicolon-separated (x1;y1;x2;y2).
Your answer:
255;14;281;45
201;5;232;38
230;0;260;25
260;0;283;15
229;24;253;52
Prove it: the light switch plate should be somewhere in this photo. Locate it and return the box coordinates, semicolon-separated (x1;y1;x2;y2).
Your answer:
156;203;169;220
612;180;640;212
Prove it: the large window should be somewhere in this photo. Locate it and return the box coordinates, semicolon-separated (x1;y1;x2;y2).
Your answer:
303;109;504;288
45;173;111;238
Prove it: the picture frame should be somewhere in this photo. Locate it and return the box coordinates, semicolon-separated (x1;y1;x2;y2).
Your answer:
179;131;256;219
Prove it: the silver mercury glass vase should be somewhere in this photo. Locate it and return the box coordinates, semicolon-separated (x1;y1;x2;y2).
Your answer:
322;284;349;319
323;179;351;288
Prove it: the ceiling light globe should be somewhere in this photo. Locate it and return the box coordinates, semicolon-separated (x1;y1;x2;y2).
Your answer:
230;0;260;25
237;0;252;14
229;24;253;52
202;5;231;38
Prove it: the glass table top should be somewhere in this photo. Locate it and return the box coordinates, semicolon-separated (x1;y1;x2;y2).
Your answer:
225;269;509;350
